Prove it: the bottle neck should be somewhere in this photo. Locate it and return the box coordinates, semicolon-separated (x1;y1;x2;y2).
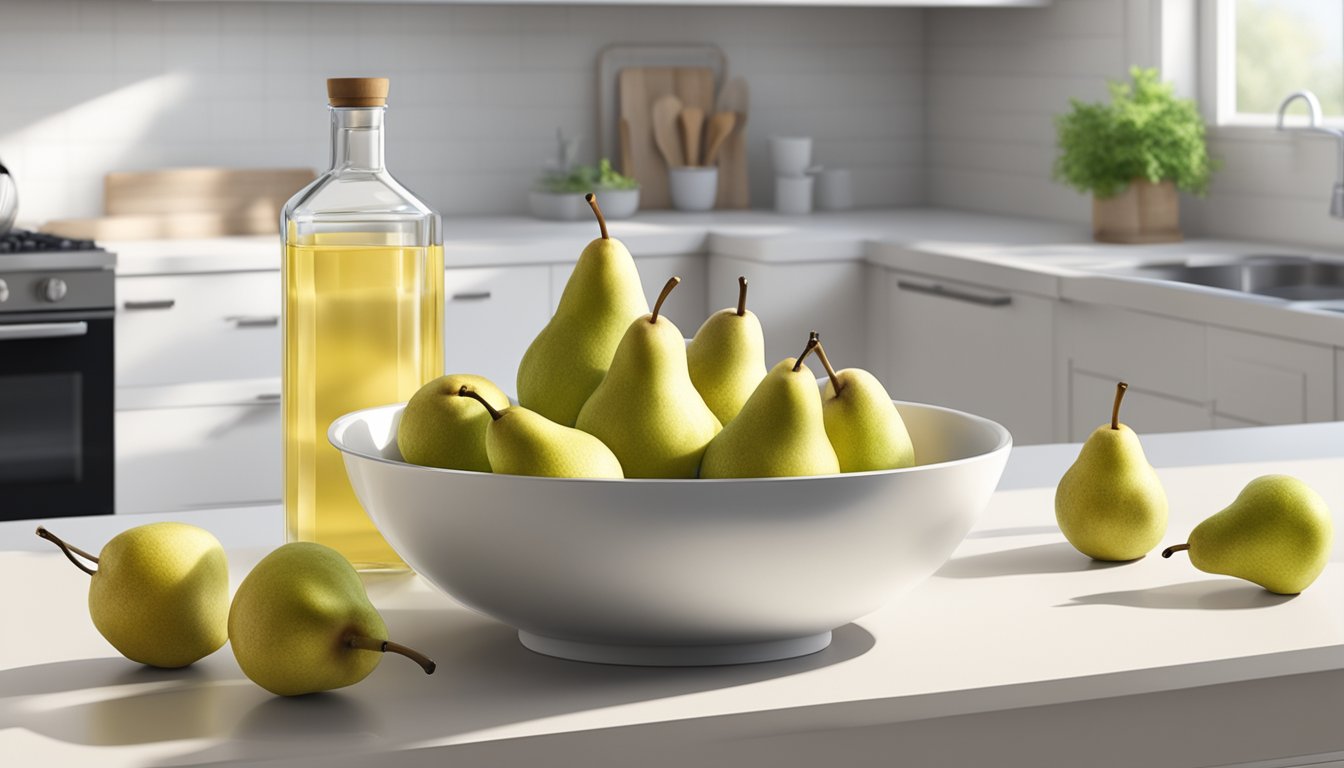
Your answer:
329;107;386;172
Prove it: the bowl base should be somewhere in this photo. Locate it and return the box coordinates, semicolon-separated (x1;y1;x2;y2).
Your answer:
518;630;832;667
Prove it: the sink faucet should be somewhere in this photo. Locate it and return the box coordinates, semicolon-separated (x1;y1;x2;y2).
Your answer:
1276;90;1344;219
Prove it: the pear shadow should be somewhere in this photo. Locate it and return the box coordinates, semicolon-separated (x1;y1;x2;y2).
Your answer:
964;525;1061;540
936;541;1132;579
1060;579;1298;610
234;691;382;743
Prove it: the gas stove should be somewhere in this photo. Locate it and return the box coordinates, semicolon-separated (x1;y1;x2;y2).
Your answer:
0;228;115;273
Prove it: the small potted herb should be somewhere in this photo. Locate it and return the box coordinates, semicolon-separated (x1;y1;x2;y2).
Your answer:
1054;67;1216;243
531;159;640;221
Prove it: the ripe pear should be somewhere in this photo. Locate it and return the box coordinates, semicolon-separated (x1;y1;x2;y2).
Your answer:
229;542;435;696
1055;382;1168;561
458;387;623;478
1163;475;1333;594
687;275;767;425
36;523;228;668
397;374;510;472
517;194;648;426
813;338;915;472
700;334;840;478
575;277;722;478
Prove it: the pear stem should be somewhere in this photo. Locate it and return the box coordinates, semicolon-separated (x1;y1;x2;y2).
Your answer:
651;276;680;323
457;386;502;421
813;339;843;393
792;332;820;373
1111;381;1128;430
585;193;608;240
35;526;99;576
1161;543;1190;558
736;276;748;317
345;635;436;675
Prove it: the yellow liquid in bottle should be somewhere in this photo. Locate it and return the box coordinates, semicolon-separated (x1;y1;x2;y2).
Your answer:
284;239;443;571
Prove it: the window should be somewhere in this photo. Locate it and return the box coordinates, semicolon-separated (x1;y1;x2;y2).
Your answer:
1207;0;1344;125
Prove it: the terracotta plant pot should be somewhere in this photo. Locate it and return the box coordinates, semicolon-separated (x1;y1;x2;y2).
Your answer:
1092;179;1182;244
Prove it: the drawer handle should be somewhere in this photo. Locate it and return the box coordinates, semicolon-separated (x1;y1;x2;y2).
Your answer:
124;299;176;310
228;315;279;328
451;291;492;301
255;393;282;401
897;280;1012;307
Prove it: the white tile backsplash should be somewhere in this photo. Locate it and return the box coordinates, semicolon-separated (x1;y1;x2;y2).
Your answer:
0;0;925;224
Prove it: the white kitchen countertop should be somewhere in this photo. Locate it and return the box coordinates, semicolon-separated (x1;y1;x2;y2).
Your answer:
4;421;1344;767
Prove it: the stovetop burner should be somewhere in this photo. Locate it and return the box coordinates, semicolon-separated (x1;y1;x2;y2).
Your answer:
0;229;100;255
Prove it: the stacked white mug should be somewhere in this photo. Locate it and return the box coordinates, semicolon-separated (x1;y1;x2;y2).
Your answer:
770;136;814;215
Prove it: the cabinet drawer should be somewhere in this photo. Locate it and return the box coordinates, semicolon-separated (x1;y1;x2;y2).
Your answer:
116;398;281;515
1207;327;1334;426
117;271;280;388
445;265;551;396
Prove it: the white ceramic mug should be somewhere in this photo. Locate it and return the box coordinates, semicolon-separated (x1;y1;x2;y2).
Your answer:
775;174;814;215
816;168;854;211
769;136;813;177
669;166;718;212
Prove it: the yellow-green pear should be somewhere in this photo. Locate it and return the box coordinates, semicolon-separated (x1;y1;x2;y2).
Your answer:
1055;382;1168;561
576;277;721;478
813;339;914;472
517;194;648;426
229;542;435;696
687;275;767;425
1163;475;1333;594
397;374;510;472
700;334;840;478
458;387;623;478
36;523;228;668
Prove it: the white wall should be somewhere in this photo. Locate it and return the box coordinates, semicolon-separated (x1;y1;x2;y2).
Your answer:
0;0;925;225
925;0;1344;251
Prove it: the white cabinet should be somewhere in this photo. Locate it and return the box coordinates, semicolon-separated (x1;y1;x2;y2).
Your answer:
117;271;280;388
1207;327;1335;427
445;265;552;396
884;269;1055;446
115;381;281;515
1338;348;1344;418
708;254;868;372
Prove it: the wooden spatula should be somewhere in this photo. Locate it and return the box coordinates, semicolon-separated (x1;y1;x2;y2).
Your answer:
651;95;685;169
679;107;704;166
702;112;737;166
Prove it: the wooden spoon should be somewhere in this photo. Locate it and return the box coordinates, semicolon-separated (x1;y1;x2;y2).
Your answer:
651;95;685;169
702;112;737;167
679;107;704;166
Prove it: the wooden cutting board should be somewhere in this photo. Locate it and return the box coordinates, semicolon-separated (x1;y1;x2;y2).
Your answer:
104;167;315;219
715;77;750;210
619;67;715;209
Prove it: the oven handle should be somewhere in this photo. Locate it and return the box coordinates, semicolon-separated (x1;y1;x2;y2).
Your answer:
0;321;89;340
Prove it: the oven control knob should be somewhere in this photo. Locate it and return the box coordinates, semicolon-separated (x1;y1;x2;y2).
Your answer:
41;278;68;303
0;279;8;303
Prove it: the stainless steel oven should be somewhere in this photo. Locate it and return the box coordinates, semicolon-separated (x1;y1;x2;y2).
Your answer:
0;232;115;521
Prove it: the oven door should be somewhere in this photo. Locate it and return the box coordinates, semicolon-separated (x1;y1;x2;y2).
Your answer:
0;311;114;520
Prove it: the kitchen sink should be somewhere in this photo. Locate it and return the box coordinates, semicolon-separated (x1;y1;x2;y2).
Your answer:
1101;254;1344;302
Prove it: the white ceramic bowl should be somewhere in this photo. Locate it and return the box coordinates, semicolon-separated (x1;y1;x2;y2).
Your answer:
667;166;718;211
330;400;1011;666
594;187;639;219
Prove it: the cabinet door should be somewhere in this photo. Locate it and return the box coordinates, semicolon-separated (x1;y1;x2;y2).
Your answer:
1207;327;1335;426
444;265;551;397
116;396;280;515
886;270;1055;446
1069;370;1212;440
117;271;280;387
709;254;868;371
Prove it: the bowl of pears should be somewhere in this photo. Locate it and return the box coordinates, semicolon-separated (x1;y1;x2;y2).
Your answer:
330;195;1012;666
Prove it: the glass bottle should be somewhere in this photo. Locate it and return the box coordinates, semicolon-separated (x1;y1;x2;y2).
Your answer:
281;78;443;571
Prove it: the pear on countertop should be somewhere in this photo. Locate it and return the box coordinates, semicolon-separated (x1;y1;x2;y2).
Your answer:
1163;474;1333;594
576;277;721;478
687;275;767;425
37;523;228;669
517;194;648;427
700;333;840;479
813;338;914;472
458;387;623;478
1055;382;1168;561
229;542;435;696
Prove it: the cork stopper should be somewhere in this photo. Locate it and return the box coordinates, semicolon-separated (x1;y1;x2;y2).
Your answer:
327;78;389;108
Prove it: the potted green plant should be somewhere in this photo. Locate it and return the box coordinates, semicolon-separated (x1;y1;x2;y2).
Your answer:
531;159;640;221
1054;67;1215;243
